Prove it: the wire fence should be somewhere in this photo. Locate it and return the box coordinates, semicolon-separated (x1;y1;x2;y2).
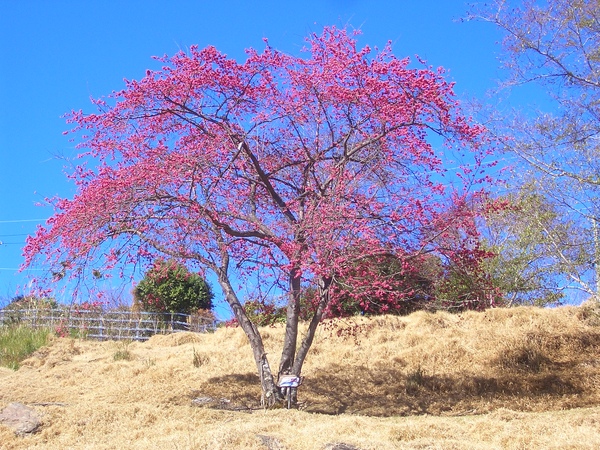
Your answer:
0;307;217;341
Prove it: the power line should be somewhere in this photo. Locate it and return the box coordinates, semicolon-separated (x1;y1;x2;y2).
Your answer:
0;219;46;224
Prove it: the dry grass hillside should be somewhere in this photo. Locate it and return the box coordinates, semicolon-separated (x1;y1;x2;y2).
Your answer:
2;304;600;449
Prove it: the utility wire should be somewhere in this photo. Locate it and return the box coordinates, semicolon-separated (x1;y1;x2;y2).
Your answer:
0;219;46;223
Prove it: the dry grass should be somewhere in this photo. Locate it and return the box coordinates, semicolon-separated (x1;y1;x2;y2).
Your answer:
1;305;600;449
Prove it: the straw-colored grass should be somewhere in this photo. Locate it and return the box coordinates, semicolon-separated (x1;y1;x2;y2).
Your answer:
1;304;600;449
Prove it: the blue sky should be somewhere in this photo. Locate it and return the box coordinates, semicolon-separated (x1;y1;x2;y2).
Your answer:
0;1;505;311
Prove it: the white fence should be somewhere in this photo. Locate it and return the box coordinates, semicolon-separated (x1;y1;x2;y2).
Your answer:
0;308;217;341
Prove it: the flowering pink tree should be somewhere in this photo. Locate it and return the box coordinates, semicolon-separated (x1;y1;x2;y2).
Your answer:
23;27;492;405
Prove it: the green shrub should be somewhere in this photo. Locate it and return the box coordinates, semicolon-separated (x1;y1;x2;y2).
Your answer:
113;341;132;361
0;325;50;370
2;296;58;325
133;258;214;315
5;295;58;310
243;299;286;326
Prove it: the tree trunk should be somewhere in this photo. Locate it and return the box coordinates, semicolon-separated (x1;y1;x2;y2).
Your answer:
217;269;282;406
593;217;600;300
292;276;331;376
278;267;302;376
216;263;330;408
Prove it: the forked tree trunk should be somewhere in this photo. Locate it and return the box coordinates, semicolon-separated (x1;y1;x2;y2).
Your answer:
280;276;332;406
217;271;282;406
278;268;302;376
292;276;331;376
218;266;332;408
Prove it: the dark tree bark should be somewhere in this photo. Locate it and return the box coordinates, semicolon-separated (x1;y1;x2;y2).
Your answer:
217;268;282;405
278;268;302;376
292;276;332;376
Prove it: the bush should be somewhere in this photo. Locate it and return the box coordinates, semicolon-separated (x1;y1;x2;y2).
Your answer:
243;299;286;326
4;295;58;311
133;258;213;315
224;298;294;327
2;296;59;325
0;325;50;370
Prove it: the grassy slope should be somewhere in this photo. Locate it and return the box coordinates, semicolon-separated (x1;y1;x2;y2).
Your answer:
1;305;600;449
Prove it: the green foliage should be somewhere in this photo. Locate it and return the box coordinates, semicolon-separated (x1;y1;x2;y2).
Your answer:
482;188;588;306
113;341;132;361
5;295;58;311
473;1;600;300
243;299;286;326
239;248;499;324
2;296;60;328
327;251;497;316
133;258;214;314
0;325;50;370
434;264;502;312
239;293;321;327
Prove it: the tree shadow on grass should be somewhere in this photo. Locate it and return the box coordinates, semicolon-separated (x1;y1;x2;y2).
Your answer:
300;363;585;416
193;329;600;416
197;364;588;417
200;372;263;407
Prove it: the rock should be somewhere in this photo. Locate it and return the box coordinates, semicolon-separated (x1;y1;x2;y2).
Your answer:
191;396;254;412
257;434;285;450
191;396;231;407
0;402;42;435
324;444;362;450
191;396;215;406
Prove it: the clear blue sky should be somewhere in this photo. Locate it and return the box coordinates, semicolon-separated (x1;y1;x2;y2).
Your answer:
0;1;505;310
